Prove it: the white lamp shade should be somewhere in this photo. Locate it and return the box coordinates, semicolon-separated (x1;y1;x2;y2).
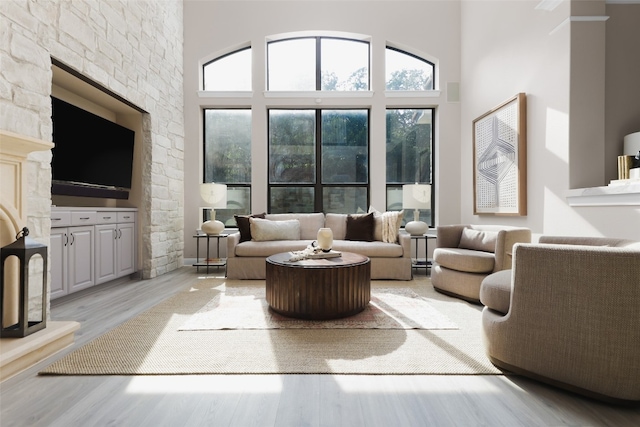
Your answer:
200;183;227;208
402;184;431;210
624;132;640;156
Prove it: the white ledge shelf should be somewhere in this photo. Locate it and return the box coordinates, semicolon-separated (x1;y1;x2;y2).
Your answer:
566;181;640;206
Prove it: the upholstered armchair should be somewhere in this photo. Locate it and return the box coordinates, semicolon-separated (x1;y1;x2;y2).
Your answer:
480;236;640;403
431;224;531;303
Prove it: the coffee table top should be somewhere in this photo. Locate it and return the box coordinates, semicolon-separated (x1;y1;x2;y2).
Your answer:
266;251;369;269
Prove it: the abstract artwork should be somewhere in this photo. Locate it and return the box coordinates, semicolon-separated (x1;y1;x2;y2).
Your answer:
473;93;527;216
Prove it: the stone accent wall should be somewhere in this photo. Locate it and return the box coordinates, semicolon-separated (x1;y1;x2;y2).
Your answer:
0;0;184;280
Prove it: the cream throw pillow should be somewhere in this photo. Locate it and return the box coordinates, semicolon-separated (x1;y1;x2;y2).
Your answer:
250;218;300;241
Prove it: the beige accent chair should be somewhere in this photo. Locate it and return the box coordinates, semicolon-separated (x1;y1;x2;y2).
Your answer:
480;236;640;403
431;225;531;303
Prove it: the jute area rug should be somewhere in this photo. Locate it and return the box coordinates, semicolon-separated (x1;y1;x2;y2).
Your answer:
40;276;501;376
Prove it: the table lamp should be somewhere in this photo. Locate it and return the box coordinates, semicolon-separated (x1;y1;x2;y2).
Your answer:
200;182;227;235
402;183;431;236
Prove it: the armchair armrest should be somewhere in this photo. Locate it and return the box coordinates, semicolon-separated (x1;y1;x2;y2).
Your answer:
494;228;532;271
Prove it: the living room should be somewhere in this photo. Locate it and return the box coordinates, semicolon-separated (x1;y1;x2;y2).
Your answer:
1;0;640;425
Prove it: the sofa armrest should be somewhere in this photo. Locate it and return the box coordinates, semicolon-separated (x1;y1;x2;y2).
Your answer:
398;232;411;258
226;232;240;258
494;228;531;271
436;224;467;248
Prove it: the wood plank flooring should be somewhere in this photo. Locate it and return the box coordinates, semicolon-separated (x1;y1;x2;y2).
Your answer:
1;267;639;427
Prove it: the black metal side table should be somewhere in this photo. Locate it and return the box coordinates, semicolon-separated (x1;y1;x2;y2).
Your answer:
410;231;436;274
193;233;228;274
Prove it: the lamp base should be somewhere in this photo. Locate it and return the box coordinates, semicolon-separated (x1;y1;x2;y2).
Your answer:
201;220;224;235
405;220;428;236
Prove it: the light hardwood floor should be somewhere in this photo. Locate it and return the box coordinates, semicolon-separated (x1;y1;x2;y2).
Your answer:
1;267;639;427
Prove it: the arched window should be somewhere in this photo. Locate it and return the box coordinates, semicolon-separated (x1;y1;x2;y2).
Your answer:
268;37;370;91
203;47;252;91
385;47;434;91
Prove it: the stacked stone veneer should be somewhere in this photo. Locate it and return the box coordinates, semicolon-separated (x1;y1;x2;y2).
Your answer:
0;1;184;281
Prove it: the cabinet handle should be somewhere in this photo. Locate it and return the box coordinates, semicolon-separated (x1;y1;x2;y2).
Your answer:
118;229;122;239
52;217;62;221
80;217;90;220
64;233;68;246
114;229;118;240
103;216;112;220
122;215;130;219
70;233;75;245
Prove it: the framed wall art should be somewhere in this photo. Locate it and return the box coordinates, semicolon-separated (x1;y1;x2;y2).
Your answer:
472;93;527;216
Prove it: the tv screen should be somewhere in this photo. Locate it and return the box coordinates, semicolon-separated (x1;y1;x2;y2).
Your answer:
51;97;135;192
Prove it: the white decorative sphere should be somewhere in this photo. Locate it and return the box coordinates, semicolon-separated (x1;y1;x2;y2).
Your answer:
201;220;224;235
405;220;428;236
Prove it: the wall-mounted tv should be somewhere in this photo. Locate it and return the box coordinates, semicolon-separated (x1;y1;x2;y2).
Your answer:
51;97;135;199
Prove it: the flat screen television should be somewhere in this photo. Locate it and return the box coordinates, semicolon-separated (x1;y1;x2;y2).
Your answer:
51;97;135;199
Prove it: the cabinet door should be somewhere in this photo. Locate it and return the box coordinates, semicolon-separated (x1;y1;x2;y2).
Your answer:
68;225;94;293
117;222;136;277
95;224;117;285
50;228;68;299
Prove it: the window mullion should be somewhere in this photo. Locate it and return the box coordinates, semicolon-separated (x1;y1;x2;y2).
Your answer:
315;109;323;211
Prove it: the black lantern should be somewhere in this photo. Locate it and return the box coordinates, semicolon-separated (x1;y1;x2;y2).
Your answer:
0;227;48;338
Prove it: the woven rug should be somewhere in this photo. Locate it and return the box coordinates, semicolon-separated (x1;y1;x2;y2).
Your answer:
180;285;458;330
40;277;501;376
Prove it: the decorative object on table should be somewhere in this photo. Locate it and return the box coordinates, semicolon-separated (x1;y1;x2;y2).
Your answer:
472;93;527;216
617;155;634;180
200;182;227;235
0;227;48;338
402;183;431;236
316;227;333;252
288;242;341;261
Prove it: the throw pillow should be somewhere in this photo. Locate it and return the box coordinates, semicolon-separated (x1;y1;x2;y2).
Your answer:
234;212;266;242
458;227;498;253
345;212;375;242
250;218;300;241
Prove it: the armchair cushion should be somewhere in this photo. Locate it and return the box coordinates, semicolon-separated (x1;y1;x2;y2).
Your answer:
458;227;498;253
479;269;512;315
433;247;495;273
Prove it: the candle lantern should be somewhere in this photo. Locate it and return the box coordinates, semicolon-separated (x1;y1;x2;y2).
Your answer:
0;227;48;338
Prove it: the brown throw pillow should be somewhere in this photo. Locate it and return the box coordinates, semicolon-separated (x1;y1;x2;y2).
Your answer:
234;212;266;242
345;212;374;242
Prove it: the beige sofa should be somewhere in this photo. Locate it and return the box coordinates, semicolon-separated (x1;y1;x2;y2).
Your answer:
480;236;640;403
226;213;412;280
430;224;531;303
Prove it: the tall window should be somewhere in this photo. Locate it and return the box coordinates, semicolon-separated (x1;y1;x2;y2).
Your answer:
386;108;434;226
201;36;438;224
269;109;369;213
203;109;252;226
268;37;370;91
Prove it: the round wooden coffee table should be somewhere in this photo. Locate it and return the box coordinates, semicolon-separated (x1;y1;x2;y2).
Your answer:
265;251;371;320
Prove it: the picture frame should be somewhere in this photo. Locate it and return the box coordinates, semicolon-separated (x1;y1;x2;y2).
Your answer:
472;93;527;216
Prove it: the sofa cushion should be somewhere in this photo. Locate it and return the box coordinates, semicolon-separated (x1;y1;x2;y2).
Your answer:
345;212;374;241
250;218;300;241
433;247;495;273
265;213;325;240
458;227;497;253
332;240;403;257
234;212;266;242
325;213;347;240
235;240;312;257
480;269;512;314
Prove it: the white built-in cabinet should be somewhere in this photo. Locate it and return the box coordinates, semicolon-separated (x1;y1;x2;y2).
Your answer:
50;207;137;300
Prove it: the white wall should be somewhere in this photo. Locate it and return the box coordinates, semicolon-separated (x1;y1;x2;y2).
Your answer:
460;0;640;240
182;0;463;258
